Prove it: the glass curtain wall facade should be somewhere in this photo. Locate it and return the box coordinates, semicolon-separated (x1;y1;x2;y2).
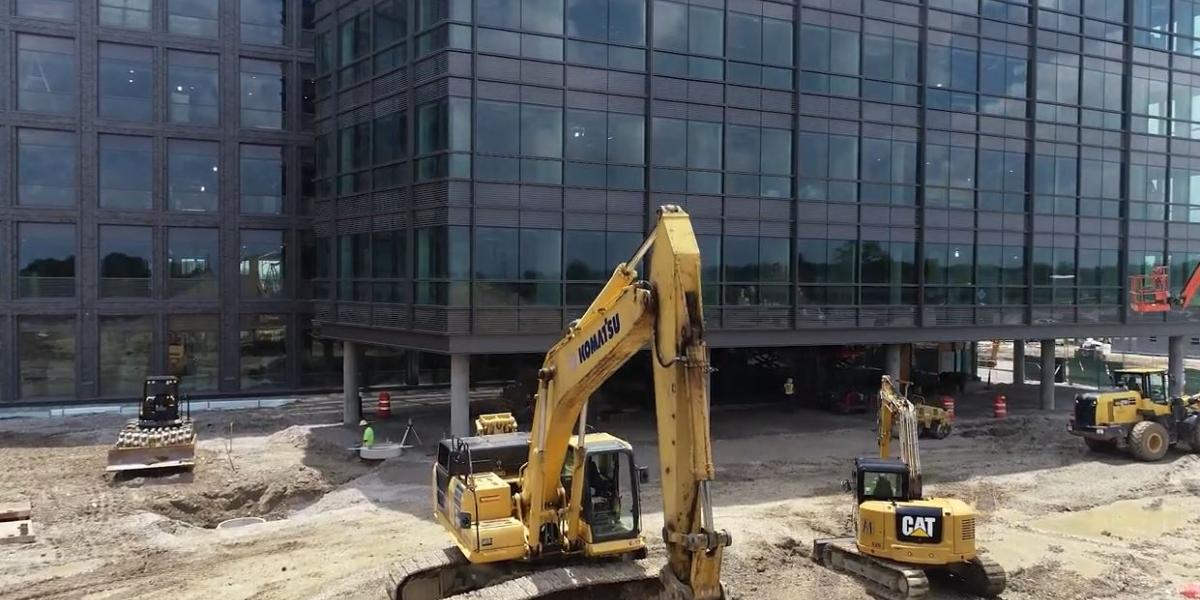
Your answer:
0;0;316;403
309;0;1200;350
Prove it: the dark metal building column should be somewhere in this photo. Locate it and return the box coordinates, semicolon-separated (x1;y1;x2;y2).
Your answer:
343;340;360;425
1012;340;1025;384
451;354;470;437
1169;335;1184;398
1040;339;1055;410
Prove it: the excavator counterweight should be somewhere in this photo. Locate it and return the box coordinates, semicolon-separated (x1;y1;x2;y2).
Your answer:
388;206;728;600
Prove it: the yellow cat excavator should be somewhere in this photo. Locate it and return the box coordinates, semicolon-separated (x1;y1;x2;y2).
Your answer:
388;205;730;600
813;375;1005;600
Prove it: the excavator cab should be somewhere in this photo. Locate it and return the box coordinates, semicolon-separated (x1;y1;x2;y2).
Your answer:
567;438;643;544
853;457;911;503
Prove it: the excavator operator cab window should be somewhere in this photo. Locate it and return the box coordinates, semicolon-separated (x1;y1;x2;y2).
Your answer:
855;461;909;503
583;449;640;542
863;472;903;500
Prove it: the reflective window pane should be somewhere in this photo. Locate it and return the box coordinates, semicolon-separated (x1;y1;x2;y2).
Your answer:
169;51;220;125
478;100;520;154
169;139;220;212
99;135;153;209
242;0;286;44
241;59;285;129
17;0;74;20
169;227;219;298
241;144;285;214
240;314;288;389
100;0;152;30
19;129;77;207
99;316;154;397
168;315;220;392
169;0;219;37
99;44;153;122
18;35;75;114
19;317;76;399
100;225;152;298
521;104;563;158
241;229;286;298
567;0;644;44
374;112;408;163
18;223;76;298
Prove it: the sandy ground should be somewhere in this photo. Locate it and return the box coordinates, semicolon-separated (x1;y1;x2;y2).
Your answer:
2;385;1199;600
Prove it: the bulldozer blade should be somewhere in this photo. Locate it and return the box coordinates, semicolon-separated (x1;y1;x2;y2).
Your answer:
106;444;196;473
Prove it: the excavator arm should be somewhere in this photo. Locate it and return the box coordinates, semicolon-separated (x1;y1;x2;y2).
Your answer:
878;376;923;498
520;205;729;599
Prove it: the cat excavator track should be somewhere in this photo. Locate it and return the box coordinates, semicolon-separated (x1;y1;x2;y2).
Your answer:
388;546;659;600
813;538;1003;600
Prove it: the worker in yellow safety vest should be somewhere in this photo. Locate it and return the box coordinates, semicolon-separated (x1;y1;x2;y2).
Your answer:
360;419;375;449
783;377;795;407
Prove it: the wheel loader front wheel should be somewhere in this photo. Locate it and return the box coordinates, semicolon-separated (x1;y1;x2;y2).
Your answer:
933;422;952;439
1129;421;1170;461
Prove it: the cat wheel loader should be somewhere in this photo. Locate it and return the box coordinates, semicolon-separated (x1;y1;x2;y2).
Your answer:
1068;368;1200;461
387;206;730;600
813;376;1005;600
1115;265;1200;459
894;380;952;439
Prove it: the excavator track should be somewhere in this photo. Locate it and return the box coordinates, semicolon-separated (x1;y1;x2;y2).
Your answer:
944;555;1006;598
814;539;1007;600
388;547;660;600
813;538;930;600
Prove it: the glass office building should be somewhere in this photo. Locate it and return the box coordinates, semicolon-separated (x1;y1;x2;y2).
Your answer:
310;0;1200;360
0;0;320;403
10;0;1200;404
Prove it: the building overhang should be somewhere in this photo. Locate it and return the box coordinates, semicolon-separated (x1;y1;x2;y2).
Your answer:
316;321;1200;355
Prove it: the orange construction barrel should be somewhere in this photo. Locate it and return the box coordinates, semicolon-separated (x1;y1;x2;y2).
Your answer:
993;394;1007;419
377;391;392;420
941;395;955;420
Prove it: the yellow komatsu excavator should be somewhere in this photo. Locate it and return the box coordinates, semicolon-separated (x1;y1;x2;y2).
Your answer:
389;205;730;600
813;375;1005;600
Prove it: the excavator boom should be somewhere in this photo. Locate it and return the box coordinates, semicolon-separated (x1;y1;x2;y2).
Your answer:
878;375;922;497
391;206;728;600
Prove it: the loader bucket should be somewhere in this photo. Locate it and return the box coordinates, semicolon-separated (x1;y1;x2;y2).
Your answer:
106;442;196;473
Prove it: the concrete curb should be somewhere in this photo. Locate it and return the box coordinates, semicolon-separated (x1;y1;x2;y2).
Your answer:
0;397;298;420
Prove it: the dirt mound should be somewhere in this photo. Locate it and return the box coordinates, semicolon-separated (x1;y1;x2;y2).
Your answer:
148;466;330;527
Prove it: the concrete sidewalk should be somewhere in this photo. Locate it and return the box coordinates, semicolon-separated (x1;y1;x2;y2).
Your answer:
0;386;504;421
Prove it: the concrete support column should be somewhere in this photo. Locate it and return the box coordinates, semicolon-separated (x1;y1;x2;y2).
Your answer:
938;344;956;372
451;354;470;437
343;341;361;425
1040;339;1055;410
1012;340;1025;384
885;344;902;382
1169;335;1185;398
406;350;421;386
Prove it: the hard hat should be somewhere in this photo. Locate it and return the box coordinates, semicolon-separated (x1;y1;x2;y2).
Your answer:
359;420;368;426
